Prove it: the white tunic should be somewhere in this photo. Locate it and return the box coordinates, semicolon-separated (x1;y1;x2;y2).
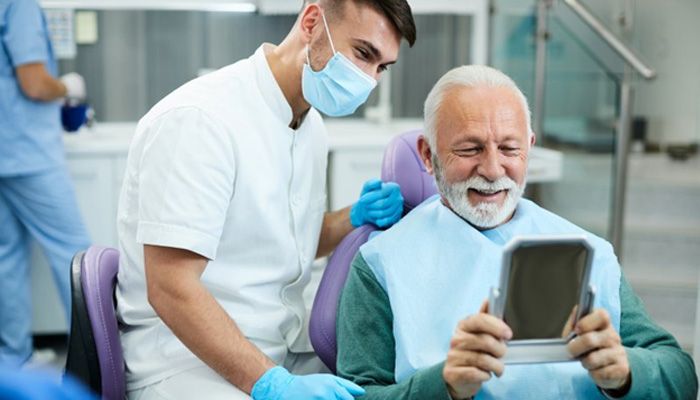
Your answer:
116;45;328;389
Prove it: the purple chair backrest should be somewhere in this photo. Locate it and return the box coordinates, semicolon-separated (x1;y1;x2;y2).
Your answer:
82;246;125;399
309;130;438;372
67;246;125;399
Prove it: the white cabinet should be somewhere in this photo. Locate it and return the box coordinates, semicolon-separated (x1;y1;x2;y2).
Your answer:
329;149;384;211
67;157;116;245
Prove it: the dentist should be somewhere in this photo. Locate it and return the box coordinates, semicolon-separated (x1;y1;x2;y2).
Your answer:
116;1;416;399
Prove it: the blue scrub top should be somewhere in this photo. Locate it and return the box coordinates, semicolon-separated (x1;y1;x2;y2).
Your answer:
0;0;64;176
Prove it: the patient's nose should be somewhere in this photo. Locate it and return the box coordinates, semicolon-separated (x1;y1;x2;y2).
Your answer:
476;150;506;182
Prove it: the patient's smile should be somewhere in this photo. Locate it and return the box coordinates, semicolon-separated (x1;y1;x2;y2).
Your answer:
468;188;507;204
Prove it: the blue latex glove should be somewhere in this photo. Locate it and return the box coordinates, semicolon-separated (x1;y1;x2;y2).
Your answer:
350;178;404;228
251;366;365;400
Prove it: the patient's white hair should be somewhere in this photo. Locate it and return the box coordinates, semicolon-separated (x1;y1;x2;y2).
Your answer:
423;65;534;150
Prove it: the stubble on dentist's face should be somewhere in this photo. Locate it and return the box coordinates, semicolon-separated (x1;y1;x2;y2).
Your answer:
306;2;401;81
432;86;532;228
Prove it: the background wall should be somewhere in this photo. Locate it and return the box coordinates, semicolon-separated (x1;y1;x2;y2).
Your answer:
587;0;700;145
58;12;472;122
491;0;700;147
631;0;700;145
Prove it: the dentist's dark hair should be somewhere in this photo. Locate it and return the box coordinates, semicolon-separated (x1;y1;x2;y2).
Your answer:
303;0;416;47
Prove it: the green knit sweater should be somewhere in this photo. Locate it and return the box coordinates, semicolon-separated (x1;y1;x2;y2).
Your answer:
336;253;698;399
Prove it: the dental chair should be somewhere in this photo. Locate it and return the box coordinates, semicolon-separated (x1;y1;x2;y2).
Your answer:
65;246;125;400
309;130;438;373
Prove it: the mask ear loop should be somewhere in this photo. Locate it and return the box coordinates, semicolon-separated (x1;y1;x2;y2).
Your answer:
320;11;336;55
305;9;336;67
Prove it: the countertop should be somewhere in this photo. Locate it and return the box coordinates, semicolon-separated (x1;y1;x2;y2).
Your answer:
63;119;563;182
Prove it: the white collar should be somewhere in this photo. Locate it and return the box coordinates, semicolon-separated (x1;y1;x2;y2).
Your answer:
252;44;294;128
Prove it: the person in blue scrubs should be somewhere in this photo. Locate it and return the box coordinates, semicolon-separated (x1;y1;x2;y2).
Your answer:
0;0;91;366
0;366;96;400
0;366;97;400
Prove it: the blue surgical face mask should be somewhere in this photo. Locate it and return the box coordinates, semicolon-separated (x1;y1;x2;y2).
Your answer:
302;12;378;117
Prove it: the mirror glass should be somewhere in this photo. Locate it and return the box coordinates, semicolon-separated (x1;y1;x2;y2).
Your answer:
504;243;588;340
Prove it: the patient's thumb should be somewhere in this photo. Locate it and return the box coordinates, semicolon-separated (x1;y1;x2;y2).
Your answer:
480;299;489;314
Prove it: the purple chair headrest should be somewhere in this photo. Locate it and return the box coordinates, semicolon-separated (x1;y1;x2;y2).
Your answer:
381;129;438;211
81;246;125;399
309;130;438;372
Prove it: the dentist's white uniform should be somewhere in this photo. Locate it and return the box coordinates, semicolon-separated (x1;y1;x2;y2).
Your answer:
117;45;328;398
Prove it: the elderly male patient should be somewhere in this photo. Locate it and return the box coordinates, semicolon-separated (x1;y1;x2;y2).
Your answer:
336;65;698;399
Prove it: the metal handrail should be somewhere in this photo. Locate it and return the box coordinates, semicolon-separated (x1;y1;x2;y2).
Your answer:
563;0;656;80
532;0;658;256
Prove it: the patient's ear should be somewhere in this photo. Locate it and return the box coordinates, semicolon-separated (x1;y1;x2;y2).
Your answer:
417;135;434;175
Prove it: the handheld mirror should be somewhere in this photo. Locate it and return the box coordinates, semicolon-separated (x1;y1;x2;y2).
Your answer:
489;235;596;364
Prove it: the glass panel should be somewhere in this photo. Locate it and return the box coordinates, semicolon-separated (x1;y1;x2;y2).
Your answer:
490;0;619;239
492;1;700;353
536;11;621;239
489;1;537;108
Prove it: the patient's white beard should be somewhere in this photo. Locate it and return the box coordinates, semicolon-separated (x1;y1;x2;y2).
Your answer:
433;157;525;229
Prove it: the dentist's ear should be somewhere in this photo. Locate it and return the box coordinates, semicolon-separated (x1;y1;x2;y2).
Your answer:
417;135;434;175
298;3;323;44
529;131;536;147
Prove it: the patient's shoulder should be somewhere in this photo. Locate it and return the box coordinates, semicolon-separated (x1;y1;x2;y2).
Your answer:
362;196;440;248
523;199;617;259
357;197;441;283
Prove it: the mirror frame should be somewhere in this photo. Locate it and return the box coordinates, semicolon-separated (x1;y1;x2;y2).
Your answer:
489;235;595;364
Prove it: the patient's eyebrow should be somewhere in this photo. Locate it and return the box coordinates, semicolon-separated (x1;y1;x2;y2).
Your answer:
451;137;483;147
499;133;528;144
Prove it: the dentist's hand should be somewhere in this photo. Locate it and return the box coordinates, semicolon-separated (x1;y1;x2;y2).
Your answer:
350;178;404;228
251;366;365;400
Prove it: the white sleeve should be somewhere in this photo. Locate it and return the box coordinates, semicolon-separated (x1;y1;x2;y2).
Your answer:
135;107;236;260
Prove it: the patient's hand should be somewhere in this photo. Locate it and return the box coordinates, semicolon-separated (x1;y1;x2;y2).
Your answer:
561;305;578;338
567;308;631;394
443;301;512;400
